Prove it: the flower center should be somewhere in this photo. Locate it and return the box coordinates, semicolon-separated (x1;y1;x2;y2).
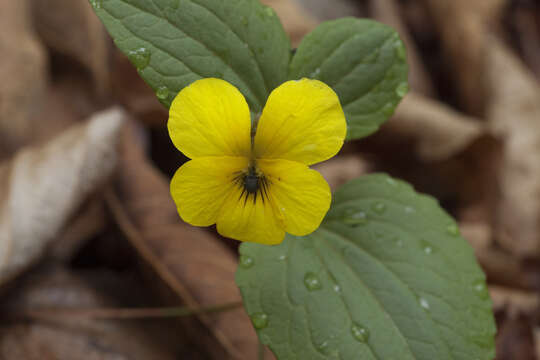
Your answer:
234;162;270;204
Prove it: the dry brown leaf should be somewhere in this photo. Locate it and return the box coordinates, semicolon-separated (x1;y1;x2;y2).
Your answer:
293;0;364;21
385;92;485;161
31;0;110;95
313;155;371;191
0;268;180;360
0;0;48;157
262;0;318;47
107;121;263;359
421;0;506;114
0;108;124;285
486;38;540;257
369;0;434;96
489;285;539;318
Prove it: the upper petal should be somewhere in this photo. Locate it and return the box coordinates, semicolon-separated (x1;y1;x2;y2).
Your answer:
171;156;249;227
168;78;252;159
253;79;347;165
258;159;331;236
217;185;285;245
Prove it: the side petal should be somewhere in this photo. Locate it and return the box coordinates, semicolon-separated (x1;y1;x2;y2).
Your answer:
168;78;252;159
258;159;331;236
254;79;347;165
217;186;285;245
171;156;249;227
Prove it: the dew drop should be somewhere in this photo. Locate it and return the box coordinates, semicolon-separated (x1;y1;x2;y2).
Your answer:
371;202;386;214
90;0;103;9
420;240;433;255
419;297;430;310
343;209;368;226
394;41;406;61
264;6;275;16
128;47;151;70
239;255;254;268
385;177;398;187
404;206;415;214
317;341;330;354
251;312;268;329
333;284;341;293
446;223;460;236
304;272;322;291
381;103;394;117
310;68;321;78
278;254;287;261
156;86;169;100
472;280;490;300
351;324;369;342
395;82;409;98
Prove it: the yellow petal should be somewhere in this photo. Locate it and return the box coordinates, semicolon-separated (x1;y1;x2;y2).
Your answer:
258;159;331;236
170;156;249;227
168;78;252;159
217;185;285;245
254;78;347;165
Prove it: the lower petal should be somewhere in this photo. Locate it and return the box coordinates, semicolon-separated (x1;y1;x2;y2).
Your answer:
170;156;249;227
217;186;285;245
258;159;331;236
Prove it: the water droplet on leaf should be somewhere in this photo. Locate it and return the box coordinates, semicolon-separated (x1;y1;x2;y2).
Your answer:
278;254;287;261
371;202;386;214
239;255;254;268
472;280;490;300
395;82;409;97
446;223;460;236
343;209;368;226
394;41;406;61
251;313;268;329
304;272;322;291
333;284;341;293
420;240;433;255
156;86;169;100
128;47;151;70
419;297;430;310
351;324;369;342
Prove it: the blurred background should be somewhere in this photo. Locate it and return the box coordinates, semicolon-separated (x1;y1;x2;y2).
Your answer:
0;0;539;359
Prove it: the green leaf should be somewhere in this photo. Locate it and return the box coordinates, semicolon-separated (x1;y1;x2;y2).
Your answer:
236;174;496;360
90;0;290;111
289;18;409;140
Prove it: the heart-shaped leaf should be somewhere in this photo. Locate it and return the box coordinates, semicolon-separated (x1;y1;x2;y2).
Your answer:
290;18;409;140
236;174;495;360
90;0;290;111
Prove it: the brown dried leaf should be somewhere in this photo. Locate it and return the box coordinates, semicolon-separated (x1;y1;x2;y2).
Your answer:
421;0;506;114
385;92;486;161
486;39;540;257
0;0;48;157
31;0;110;95
313;155;371;191
489;285;539;318
0;108;124;285
107;121;261;359
369;0;434;95
0;269;178;360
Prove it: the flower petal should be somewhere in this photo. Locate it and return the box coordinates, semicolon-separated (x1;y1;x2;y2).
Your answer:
168;78;252;159
171;156;249;226
258;159;331;236
217;186;285;245
254;78;347;165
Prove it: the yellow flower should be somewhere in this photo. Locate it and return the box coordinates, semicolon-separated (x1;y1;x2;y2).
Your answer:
168;78;346;245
